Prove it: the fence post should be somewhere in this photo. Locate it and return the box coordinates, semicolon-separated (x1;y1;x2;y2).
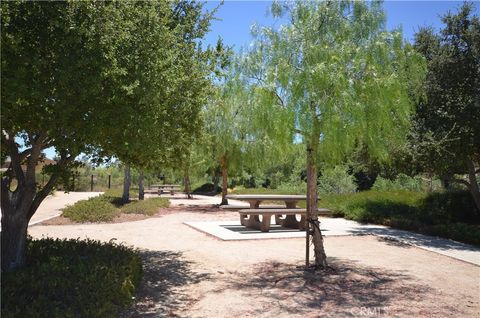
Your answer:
91;174;94;192
108;175;111;189
72;174;75;191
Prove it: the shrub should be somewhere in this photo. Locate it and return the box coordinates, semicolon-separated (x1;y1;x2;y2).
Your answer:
372;174;428;192
1;238;142;318
321;190;480;246
317;166;357;195
121;197;169;216
62;196;118;222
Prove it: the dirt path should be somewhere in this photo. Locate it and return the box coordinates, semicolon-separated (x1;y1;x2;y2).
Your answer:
31;204;480;317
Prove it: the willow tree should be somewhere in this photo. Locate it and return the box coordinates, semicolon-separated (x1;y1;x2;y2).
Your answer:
244;0;425;268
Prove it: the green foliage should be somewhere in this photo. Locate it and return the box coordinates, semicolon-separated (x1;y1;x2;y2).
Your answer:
62;192;169;222
244;0;426;164
62;196;119;223
1;238;142;318
373;174;427;192
121;198;169;216
318;166;357;195
321;190;480;245
411;3;480;182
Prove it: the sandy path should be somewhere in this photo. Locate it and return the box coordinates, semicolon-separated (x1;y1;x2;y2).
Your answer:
30;206;480;318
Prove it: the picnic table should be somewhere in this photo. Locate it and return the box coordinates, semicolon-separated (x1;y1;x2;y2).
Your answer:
150;184;181;195
225;194;329;232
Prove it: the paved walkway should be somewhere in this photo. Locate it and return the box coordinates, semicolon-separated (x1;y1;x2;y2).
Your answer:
29;191;102;226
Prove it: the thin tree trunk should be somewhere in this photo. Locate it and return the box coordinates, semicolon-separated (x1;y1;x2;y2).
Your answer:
220;155;228;205
212;168;220;194
184;170;192;199
306;146;327;269
467;158;480;212
122;165;131;203
138;170;144;201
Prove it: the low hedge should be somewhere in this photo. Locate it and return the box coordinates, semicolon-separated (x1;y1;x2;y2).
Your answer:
321;190;480;246
1;238;142;318
62;193;170;222
121;197;169;216
62;196;119;222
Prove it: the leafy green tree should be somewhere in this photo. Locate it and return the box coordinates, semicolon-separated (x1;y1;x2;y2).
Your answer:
0;1;213;271
412;3;480;210
244;0;425;267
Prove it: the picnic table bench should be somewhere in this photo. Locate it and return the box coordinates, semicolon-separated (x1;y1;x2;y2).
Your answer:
150;184;181;195
225;194;331;232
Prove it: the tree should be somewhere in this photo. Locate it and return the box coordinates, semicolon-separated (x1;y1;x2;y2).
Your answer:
0;1;213;271
244;0;425;268
96;1;213;203
412;3;480;210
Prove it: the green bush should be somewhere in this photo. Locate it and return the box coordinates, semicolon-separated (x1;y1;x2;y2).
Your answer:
1;238;142;318
372;174;438;192
62;192;170;222
321;190;480;246
62;196;119;222
121;197;169;216
317;166;357;195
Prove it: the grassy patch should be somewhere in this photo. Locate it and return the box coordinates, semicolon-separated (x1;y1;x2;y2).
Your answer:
121;198;169;216
1;238;142;318
62;192;170;222
62;196;119;222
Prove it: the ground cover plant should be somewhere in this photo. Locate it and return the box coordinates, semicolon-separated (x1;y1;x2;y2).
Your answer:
62;191;169;223
1;238;142;318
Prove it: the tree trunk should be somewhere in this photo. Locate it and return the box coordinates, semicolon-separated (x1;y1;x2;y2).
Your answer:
212;169;220;194
138;170;144;201
122;165;131;203
184;170;192;199
306;147;328;269
467;158;480;212
1;205;30;271
220;155;228;205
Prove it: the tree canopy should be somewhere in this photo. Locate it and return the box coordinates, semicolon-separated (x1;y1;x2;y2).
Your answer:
411;3;480;209
0;0;215;271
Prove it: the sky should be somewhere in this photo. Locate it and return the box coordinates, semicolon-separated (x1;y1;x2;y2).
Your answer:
42;1;477;159
202;0;478;50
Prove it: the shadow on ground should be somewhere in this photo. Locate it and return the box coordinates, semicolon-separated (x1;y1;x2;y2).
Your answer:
121;250;210;318
214;258;437;317
348;226;480;252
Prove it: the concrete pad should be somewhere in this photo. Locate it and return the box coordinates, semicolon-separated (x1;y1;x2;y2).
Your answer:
185;217;480;266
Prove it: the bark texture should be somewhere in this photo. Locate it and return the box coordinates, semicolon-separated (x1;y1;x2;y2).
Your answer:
122;165;131;203
306;147;328;269
138;170;144;200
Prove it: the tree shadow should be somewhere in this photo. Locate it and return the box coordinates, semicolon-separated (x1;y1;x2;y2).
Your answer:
121;250;210;318
215;258;432;317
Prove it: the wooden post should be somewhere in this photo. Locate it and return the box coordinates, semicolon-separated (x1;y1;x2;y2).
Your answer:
72;174;75;191
90;174;94;192
108;175;111;189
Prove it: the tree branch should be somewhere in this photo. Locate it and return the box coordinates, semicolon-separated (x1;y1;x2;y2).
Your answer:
2;130;25;186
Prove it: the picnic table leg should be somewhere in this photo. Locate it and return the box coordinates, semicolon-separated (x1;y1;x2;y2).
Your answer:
260;214;272;232
246;200;260;225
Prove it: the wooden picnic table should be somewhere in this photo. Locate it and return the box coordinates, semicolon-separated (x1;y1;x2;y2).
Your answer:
225;194;313;232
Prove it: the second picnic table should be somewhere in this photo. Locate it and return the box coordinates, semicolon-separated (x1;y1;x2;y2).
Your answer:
225;194;310;232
